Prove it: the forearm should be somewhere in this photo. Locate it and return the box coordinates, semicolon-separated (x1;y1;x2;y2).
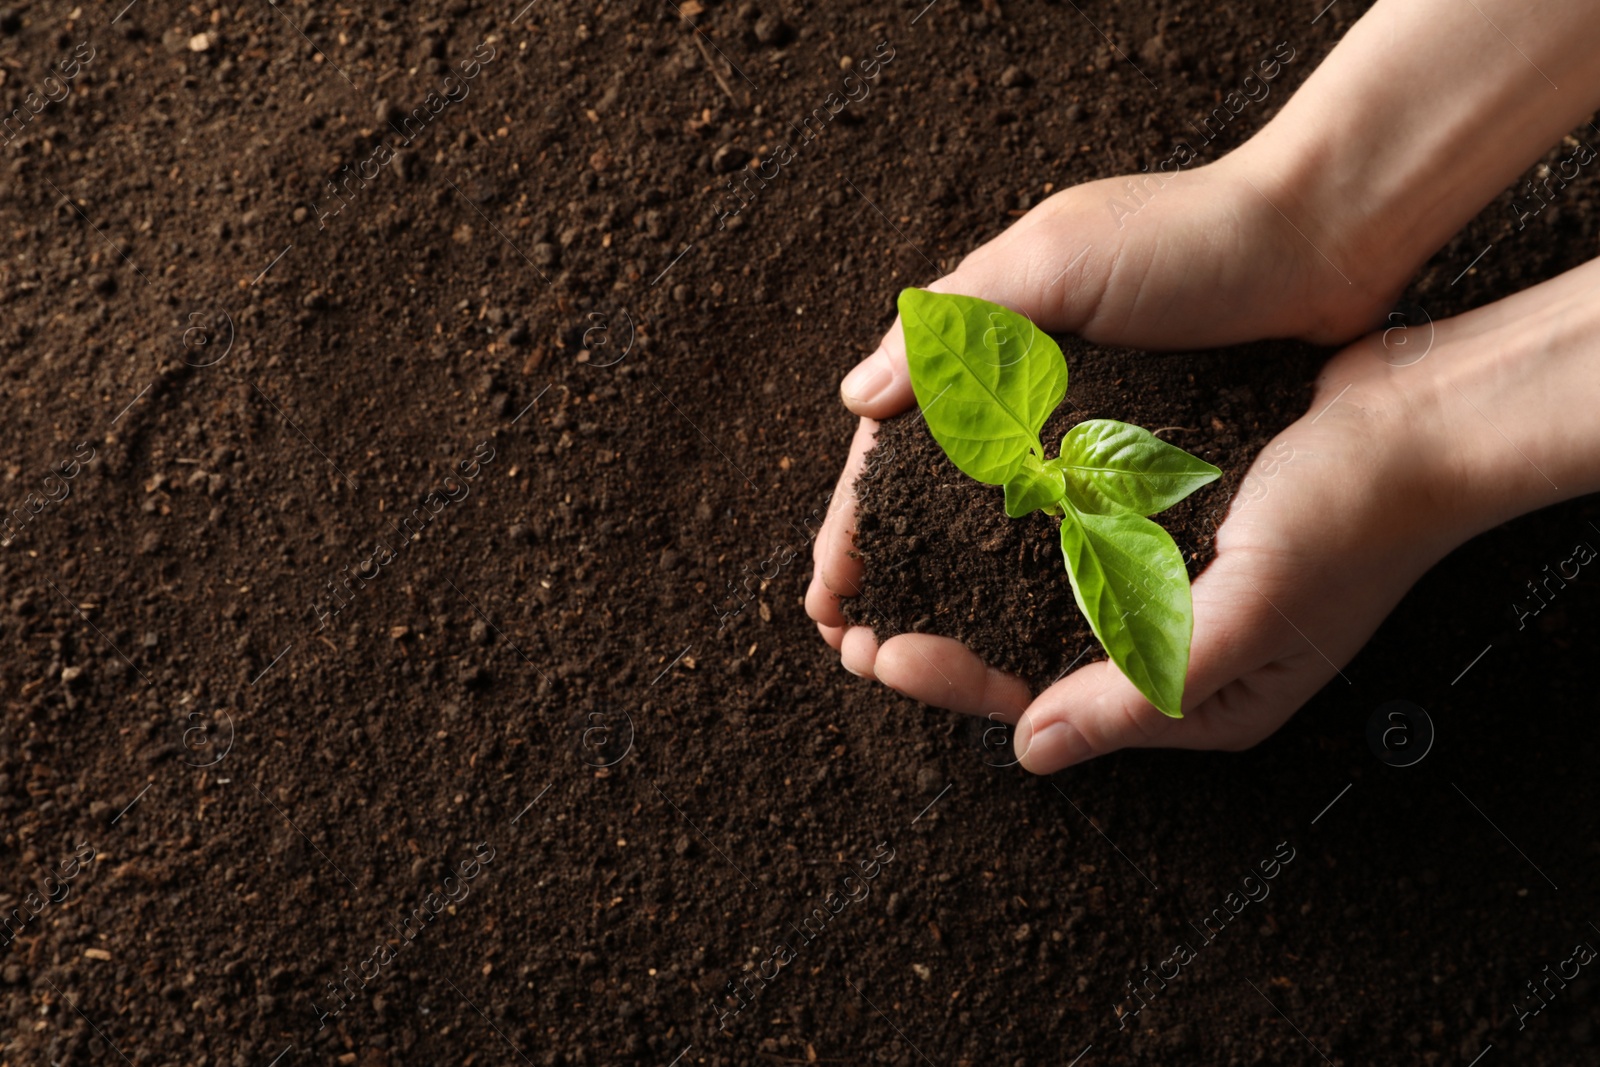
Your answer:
1395;254;1600;541
1238;0;1600;286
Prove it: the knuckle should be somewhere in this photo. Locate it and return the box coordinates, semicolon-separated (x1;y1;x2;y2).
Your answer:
1117;696;1177;747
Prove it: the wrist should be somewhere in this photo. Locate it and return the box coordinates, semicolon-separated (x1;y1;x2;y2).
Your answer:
1213;138;1406;341
1228;0;1600;336
1391;258;1600;540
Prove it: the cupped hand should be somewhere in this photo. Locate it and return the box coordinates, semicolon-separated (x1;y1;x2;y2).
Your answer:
803;153;1499;771
827;320;1479;770
1007;250;1600;772
807;154;1402;678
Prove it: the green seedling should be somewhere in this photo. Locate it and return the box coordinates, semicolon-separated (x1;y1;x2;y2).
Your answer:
897;288;1221;716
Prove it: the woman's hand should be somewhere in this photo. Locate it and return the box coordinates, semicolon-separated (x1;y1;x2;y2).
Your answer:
809;0;1600;767
818;245;1600;772
806;154;1401;678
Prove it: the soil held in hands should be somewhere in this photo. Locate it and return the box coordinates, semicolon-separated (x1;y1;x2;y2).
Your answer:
843;337;1327;691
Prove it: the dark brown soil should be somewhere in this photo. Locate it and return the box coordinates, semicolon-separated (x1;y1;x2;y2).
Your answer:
2;1;1600;1066
843;338;1324;689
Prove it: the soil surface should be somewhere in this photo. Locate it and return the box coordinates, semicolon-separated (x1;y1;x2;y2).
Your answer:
2;0;1599;1066
843;338;1323;689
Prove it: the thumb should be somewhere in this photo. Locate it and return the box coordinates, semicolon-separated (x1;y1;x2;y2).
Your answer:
839;216;1100;419
1012;542;1324;773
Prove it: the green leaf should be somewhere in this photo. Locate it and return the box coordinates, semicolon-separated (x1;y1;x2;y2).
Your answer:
1051;419;1221;516
1058;507;1193;717
1002;455;1065;518
898;288;1068;487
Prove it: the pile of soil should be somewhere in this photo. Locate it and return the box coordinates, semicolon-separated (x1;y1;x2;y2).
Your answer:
1;0;1598;1065
843;338;1324;689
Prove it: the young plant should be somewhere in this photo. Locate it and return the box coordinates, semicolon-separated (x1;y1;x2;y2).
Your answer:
896;287;1221;717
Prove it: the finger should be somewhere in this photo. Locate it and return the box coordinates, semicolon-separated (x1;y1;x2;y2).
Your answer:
1012;660;1189;773
873;634;1032;721
815;418;880;602
840;341;908;420
1013;544;1293;774
839;626;879;680
817;620;846;652
806;572;847;629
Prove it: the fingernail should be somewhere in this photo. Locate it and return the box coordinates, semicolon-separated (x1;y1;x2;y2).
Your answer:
842;660;866;678
841;349;892;406
1017;720;1084;771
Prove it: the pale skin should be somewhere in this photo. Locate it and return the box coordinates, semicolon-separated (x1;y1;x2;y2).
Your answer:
805;0;1600;773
